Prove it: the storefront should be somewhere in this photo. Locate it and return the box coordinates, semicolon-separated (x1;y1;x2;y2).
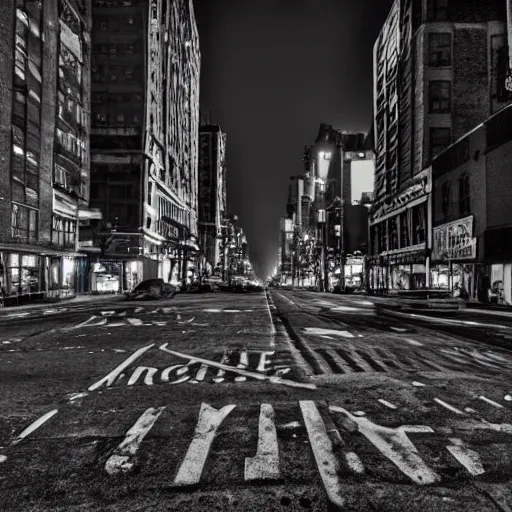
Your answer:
344;254;364;290
431;216;478;299
91;261;123;294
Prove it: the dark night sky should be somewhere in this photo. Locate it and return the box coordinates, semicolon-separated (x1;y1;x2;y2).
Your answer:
193;0;393;278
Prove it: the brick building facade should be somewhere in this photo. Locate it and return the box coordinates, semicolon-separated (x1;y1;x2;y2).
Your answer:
88;0;200;292
0;0;94;305
368;0;512;292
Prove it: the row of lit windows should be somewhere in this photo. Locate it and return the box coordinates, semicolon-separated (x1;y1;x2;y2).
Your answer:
11;203;38;242
56;128;86;162
52;215;77;249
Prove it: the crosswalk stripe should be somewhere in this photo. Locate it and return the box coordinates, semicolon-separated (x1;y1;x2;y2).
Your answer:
324;349;354;373
345;345;375;372
12;409;59;446
173;403;236;487
245;404;280;481
105;407;165;475
299;401;345;509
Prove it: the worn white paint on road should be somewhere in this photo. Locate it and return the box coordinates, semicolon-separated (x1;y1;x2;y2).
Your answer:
434;398;466;415
159;344;317;390
89;344;155;391
127;366;158;386
264;291;277;344
403;338;424;347
105;407;165;475
173;403;236;487
330;405;440;485
479;396;504;409
299;401;345;509
446;438;485;476
12;409;59;446
303;327;354;338
245;403;280;481
378;399;397;410
412;381;426;387
345;451;365;474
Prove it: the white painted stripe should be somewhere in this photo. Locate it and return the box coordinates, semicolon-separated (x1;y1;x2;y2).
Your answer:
330;405;440;485
479;396;504;409
352;411;366;416
403;338;424;347
173;403;236;486
378;399;397;410
412;381;426;387
127;366;158;386
505;394;512;401
72;315;105;329
212;352;230;383
134;307;144;313
245;404;280;481
0;455;7;463
101;311;116;316
447;438;485;476
434;398;465;415
105;407;165;475
390;327;407;332
68;392;88;401
325;349;355;373
346;346;374;372
89;344;154;391
299;401;345;508
12;409;58;445
126;318;143;326
345;452;365;474
264;291;277;344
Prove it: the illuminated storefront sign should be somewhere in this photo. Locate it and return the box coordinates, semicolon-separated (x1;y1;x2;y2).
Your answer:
432;216;477;261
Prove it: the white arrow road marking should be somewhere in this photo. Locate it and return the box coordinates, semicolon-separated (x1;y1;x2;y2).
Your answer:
479;396;504;409
105;407;165;475
89;344;155;391
434;398;466;415
12;409;59;446
330;405;440;485
173;403;236;487
159;344;317;390
446;438;485;476
127;366;158;386
245;404;280;481
299;401;345;508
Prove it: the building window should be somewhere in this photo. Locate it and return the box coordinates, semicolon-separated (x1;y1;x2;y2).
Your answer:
147;181;153;206
459;174;470;215
429;81;451;113
12;203;38;241
430;128;451;159
100;20;108;31
428;33;451;67
116;114;125;124
427;0;448;21
441;182;451;217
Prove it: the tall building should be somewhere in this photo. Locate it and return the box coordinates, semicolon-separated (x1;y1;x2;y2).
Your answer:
0;0;95;305
198;124;227;274
368;0;512;292
88;0;200;292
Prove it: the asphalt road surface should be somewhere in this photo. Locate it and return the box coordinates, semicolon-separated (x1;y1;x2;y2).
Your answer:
1;291;512;511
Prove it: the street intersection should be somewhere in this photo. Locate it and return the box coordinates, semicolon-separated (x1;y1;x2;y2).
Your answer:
1;292;512;511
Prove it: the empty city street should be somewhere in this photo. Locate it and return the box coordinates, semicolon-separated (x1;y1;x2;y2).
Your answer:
1;292;512;511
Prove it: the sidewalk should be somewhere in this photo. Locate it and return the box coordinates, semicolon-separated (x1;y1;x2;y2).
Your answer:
0;293;124;316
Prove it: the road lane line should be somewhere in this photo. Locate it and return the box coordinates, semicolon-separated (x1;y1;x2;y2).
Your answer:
264;291;277;346
434;398;465;415
479;396;504;409
412;381;426;387
89;344;155;391
105;407;165;475
174;403;236;486
245;404;280;481
446;438;485;476
299;401;345;508
402;338;424;347
11;409;59;445
378;399;397;410
159;344;317;390
330;405;440;485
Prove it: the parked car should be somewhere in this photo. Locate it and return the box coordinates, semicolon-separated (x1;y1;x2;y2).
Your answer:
124;279;179;300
